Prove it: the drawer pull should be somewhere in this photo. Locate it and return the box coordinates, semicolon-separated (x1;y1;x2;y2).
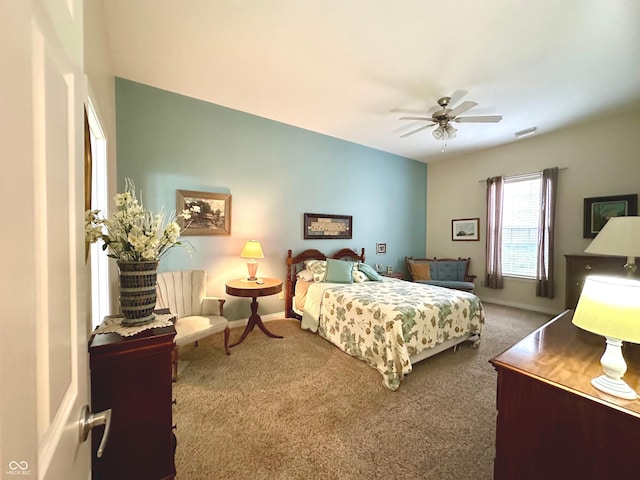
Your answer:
585;264;592;270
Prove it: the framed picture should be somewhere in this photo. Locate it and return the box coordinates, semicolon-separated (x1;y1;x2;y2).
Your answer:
583;194;638;238
303;213;352;240
452;218;480;241
176;190;232;236
376;243;387;254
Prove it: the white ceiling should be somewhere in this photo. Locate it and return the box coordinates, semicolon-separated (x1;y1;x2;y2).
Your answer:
101;0;640;163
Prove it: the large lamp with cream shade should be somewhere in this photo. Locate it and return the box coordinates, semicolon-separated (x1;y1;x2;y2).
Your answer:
572;275;640;399
240;240;264;281
585;216;640;275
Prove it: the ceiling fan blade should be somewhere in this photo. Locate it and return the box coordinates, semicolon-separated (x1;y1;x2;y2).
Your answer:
448;100;478;118
399;116;433;121
400;123;435;138
448;89;467;105
454;115;503;123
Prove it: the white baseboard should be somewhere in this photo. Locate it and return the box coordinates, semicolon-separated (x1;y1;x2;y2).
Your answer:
228;311;286;329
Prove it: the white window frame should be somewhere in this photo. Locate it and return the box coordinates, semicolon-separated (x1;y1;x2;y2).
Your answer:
501;172;544;279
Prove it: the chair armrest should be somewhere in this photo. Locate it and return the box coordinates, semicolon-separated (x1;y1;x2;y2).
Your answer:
202;297;226;316
465;274;477;283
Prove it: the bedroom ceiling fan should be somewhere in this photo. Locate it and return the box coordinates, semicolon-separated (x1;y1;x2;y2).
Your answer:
398;96;502;148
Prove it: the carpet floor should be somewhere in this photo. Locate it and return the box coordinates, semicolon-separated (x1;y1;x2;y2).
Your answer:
173;303;553;479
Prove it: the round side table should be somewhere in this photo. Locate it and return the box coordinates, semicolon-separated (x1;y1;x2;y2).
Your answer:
225;277;283;347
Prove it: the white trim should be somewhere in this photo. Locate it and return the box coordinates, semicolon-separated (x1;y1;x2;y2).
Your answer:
86;96;110;329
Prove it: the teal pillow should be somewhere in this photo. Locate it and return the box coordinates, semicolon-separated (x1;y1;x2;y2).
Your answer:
357;262;383;281
325;259;354;283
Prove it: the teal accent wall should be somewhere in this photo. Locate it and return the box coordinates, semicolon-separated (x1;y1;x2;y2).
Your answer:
115;78;426;319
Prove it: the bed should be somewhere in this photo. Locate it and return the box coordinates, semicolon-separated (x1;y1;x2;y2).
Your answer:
285;248;485;390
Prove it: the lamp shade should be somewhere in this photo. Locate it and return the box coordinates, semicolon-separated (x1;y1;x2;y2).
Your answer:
572;275;640;343
585;216;640;257
240;240;264;259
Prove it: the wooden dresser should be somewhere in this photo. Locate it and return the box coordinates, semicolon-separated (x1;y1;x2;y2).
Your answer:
89;324;176;480
564;254;629;309
490;310;640;480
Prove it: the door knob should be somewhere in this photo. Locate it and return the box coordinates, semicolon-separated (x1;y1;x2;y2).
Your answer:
79;405;112;458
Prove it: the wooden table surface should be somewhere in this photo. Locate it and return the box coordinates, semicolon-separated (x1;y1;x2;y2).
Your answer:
225;277;282;298
491;309;640;416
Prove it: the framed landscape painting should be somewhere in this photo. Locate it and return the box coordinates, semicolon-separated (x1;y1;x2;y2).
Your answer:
583;194;637;238
452;218;480;241
177;190;232;236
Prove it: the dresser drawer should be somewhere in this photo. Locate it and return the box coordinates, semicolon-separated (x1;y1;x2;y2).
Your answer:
564;254;628;309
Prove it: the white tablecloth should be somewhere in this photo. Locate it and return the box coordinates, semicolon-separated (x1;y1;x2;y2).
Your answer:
94;313;175;337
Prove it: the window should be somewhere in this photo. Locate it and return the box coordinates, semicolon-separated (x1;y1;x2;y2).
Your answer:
501;173;545;278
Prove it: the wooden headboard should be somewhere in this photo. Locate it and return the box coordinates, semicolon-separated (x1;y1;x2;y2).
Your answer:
285;247;365;318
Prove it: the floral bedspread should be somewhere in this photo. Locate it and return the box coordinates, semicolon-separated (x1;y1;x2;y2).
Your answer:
306;279;484;390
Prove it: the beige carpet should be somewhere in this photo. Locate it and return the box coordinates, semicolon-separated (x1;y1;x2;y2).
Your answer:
173;303;553;480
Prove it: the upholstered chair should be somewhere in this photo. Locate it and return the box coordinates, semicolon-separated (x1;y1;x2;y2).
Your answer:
156;270;230;380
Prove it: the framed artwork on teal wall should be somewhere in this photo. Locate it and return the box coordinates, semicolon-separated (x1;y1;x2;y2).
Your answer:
177;189;232;236
304;213;352;240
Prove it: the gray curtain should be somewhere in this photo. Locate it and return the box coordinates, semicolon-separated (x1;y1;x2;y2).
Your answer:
485;176;504;289
536;167;558;298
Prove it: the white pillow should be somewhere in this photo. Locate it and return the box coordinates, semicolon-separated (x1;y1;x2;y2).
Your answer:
304;260;327;283
296;269;314;282
353;270;368;283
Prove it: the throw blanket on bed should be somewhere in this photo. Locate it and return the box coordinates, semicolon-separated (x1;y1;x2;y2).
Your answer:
301;279;484;390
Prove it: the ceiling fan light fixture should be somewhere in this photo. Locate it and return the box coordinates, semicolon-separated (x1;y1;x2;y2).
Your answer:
515;127;537;139
433;124;457;141
445;125;457;139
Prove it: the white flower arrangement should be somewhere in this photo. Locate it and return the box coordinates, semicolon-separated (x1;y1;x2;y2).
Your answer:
85;179;197;262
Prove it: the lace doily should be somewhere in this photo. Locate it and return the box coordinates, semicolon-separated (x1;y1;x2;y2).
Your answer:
94;313;175;337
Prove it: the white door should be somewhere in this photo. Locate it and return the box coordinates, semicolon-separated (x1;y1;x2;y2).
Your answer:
0;0;91;479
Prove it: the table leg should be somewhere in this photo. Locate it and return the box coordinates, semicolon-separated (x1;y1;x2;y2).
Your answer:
230;296;283;347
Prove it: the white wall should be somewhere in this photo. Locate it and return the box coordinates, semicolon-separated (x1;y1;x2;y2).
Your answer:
426;108;640;315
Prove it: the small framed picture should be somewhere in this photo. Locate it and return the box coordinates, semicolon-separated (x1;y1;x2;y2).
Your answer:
583;194;638;238
376;243;387;254
452;218;480;241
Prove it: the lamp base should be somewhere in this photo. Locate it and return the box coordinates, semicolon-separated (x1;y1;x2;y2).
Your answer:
246;260;258;281
591;375;638;400
623;257;637;276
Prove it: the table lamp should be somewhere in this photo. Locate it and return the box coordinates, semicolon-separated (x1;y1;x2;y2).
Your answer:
240;240;264;281
572;275;640;399
585;216;640;275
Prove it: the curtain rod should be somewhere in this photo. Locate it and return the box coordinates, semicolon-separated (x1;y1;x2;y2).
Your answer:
477;167;567;183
